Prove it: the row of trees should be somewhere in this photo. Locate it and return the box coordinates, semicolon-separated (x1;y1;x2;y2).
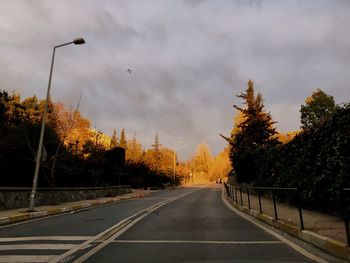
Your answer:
222;80;349;214
0;90;173;188
0;89;229;190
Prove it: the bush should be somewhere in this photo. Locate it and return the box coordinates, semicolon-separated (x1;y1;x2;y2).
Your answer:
254;106;350;215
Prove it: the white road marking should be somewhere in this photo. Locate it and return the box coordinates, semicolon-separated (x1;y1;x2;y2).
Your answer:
112;240;283;244
0;244;75;250
70;189;205;263
0;236;91;263
0;255;54;262
0;236;92;242
49;200;170;263
72;200;174;263
221;189;328;263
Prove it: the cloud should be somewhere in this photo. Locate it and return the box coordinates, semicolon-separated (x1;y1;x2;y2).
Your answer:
0;0;349;159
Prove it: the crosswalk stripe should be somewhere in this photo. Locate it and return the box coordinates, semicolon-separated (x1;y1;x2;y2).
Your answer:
0;255;54;262
0;244;75;250
0;236;92;242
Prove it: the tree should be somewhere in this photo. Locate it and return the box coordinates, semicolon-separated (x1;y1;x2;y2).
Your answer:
192;142;213;178
119;128;127;150
221;80;279;183
0;90;10;125
54;102;91;152
208;148;231;181
110;129;118;149
143;133;165;171
1;91;23;126
126;134;143;162
300;89;337;130
151;133;162;170
21;96;41;124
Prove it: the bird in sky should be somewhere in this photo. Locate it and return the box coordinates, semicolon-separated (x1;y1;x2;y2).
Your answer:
127;68;132;74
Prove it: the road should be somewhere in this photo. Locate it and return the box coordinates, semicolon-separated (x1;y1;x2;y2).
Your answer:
0;184;334;262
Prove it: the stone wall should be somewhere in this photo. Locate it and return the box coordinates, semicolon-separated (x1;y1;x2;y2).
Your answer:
0;185;131;210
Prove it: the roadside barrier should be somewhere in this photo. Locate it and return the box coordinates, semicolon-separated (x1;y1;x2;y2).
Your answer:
224;183;350;261
225;184;304;230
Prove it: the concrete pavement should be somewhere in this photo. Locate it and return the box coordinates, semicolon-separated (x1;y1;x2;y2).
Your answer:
0;185;345;262
223;185;350;261
0;189;150;226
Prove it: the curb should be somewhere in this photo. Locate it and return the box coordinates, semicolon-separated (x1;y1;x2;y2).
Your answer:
0;193;143;226
223;188;350;261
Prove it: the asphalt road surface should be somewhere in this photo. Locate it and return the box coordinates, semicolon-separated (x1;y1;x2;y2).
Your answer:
0;185;339;262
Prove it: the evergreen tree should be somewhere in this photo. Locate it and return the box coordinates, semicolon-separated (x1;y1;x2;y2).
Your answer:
126;134;143;162
151;132;162;170
119;128;127;150
110;128;118;149
222;80;278;183
193;142;213;175
300;89;336;130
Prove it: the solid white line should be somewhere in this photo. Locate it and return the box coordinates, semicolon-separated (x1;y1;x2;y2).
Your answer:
0;244;75;250
72;189;204;263
0;236;92;242
49;199;169;263
51;189;201;263
221;189;328;263
112;240;283;244
48;209;150;263
72;202;171;263
0;255;54;262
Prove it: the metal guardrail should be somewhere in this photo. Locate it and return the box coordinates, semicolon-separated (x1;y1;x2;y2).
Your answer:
225;184;304;230
226;184;350;246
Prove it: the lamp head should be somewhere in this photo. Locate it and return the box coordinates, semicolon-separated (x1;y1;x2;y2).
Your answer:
73;38;86;45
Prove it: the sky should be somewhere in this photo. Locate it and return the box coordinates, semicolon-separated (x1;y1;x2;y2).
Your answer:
1;0;349;160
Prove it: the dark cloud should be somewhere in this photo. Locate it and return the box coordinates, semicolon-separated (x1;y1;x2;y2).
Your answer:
0;0;349;159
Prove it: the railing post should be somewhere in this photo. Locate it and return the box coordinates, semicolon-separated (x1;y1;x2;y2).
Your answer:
297;189;304;230
345;218;350;246
231;186;234;201
247;188;251;209
235;186;238;204
272;190;278;220
298;206;304;230
258;190;262;214
239;186;243;206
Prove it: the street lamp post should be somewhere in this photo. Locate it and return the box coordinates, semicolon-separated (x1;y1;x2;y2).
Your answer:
29;38;86;211
173;142;184;183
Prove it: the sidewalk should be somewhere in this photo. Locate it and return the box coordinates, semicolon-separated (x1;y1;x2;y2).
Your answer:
0;189;150;226
224;186;350;261
232;189;346;244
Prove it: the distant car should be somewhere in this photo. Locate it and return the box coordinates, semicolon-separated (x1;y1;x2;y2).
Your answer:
216;178;222;184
